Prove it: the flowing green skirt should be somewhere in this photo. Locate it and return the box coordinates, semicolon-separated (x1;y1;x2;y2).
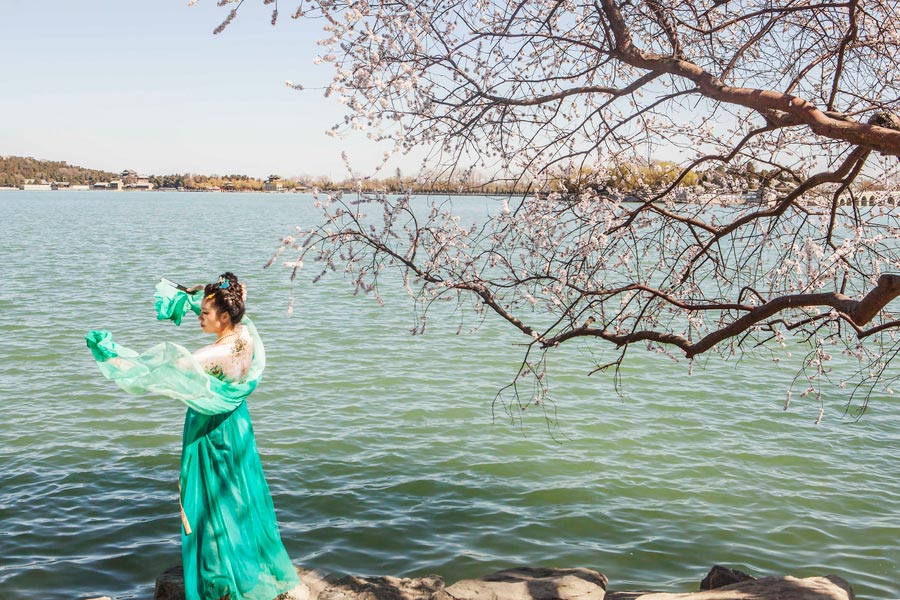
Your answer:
180;400;299;600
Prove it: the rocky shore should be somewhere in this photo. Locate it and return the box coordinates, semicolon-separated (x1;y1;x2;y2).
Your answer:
137;563;854;600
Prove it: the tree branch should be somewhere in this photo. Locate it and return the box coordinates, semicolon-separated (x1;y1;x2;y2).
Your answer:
543;274;900;357
598;0;900;155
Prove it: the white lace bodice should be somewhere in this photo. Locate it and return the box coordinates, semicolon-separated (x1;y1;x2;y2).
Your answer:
193;324;254;383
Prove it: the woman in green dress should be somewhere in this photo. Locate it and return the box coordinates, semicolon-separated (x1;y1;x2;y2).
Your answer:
86;272;302;600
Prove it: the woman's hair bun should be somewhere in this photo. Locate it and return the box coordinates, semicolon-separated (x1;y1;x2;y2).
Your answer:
204;272;246;323
220;272;239;288
219;272;246;304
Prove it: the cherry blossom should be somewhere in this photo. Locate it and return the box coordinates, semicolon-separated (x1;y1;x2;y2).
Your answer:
205;0;900;416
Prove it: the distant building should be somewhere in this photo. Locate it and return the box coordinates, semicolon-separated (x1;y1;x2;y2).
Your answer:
19;183;52;191
264;177;284;192
90;180;123;190
121;169;155;190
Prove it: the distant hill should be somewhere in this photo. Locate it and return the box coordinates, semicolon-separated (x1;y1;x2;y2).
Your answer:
0;156;118;187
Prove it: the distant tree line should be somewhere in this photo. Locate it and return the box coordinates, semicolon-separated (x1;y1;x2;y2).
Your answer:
150;173;270;191
552;160;810;195
0;156;117;187
3;155;857;195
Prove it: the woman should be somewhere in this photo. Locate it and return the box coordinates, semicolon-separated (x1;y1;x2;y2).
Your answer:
86;273;302;600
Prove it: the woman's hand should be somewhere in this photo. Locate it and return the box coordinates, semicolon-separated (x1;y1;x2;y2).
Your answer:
185;285;204;294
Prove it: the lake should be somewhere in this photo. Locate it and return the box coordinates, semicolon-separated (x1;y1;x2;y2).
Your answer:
0;191;897;599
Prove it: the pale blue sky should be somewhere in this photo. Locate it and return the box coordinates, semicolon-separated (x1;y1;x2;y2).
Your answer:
0;1;399;179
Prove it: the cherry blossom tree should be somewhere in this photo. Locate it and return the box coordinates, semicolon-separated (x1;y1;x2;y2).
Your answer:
212;0;900;415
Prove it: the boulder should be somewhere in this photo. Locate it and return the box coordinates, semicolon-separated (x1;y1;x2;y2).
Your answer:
154;565;184;600
699;565;755;590
435;566;608;600
604;575;854;600
317;574;445;600
155;565;854;600
153;565;443;600
284;567;332;599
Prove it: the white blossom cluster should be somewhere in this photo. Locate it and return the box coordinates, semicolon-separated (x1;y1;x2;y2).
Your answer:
215;0;900;416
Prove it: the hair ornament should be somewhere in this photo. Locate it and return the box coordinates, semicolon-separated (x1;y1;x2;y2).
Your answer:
219;279;230;290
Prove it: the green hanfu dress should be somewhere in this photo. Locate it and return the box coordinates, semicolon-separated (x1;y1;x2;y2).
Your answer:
86;281;300;600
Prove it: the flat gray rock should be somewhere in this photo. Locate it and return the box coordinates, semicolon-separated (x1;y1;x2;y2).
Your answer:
317;574;445;600
605;575;854;600
154;565;853;600
154;565;443;600
435;566;608;600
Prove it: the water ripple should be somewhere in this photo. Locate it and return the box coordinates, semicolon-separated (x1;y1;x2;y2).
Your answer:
1;192;898;599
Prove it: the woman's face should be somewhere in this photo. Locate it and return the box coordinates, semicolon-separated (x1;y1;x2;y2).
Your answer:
199;298;230;334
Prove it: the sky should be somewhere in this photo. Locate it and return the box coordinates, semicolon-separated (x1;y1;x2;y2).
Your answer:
0;1;402;179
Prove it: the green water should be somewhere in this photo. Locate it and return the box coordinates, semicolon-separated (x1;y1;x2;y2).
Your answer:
0;191;897;599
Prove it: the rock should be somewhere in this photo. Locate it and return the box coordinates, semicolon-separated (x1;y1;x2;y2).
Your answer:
699;565;755;590
435;566;607;600
154;565;442;600
318;574;445;600
154;564;184;600
603;575;854;600
277;579;312;600
155;565;854;600
283;567;333;600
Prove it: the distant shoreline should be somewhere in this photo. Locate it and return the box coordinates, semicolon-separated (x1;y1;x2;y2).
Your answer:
1;156;531;195
0;186;521;197
5;183;898;208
